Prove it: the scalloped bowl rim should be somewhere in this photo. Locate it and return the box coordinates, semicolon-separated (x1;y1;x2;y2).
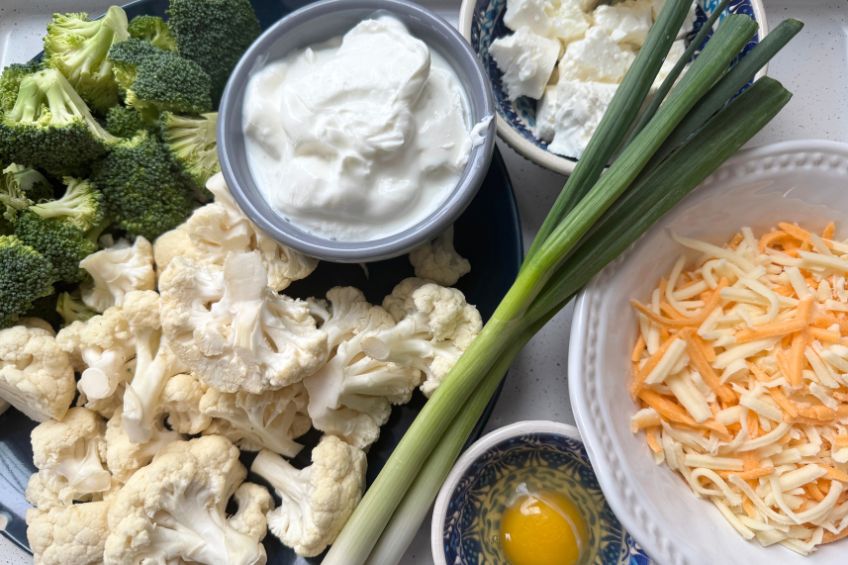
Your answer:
458;0;770;175
568;139;848;565
430;420;583;565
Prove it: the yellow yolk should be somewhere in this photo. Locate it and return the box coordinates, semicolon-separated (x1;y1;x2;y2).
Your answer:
500;490;588;565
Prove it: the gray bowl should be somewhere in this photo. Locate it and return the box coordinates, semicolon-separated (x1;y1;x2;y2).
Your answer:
218;0;496;263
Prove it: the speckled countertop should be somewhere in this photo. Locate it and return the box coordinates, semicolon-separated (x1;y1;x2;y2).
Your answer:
0;0;845;563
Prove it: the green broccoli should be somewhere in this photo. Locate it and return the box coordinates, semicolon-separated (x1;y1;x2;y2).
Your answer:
0;235;55;328
91;131;196;240
43;7;130;113
167;0;260;103
3;164;54;203
28;177;104;231
160;111;219;188
108;38;212;119
56;291;96;325
13;211;98;284
128;15;177;51
105;104;149;137
0;68;117;176
0;62;41;113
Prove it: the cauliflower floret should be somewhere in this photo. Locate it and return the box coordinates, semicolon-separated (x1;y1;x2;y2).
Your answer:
0;324;75;421
27;500;109;565
56;306;135;415
153;224;195;272
119;290;186;443
304;300;421;449
104;408;182;483
160;372;212;434
364;278;482;396
309;286;389;350
79;237;155;313
251;435;366;557
104;435;272;565
28;408;110;507
160;252;328;393
408;226;471;286
154;173;318;291
201;382;311;457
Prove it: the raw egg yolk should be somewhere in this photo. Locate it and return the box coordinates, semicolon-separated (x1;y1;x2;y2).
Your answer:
500;491;587;565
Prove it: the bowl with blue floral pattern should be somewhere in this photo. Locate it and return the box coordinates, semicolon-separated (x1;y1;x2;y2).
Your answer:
458;0;767;175
432;420;653;564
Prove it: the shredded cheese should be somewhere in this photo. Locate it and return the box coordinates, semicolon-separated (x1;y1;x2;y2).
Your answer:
630;221;848;554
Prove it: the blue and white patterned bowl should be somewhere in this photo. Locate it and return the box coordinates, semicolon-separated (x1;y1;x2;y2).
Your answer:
432;420;653;564
458;0;767;175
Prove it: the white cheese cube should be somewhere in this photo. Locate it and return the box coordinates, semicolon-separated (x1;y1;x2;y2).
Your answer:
557;27;636;83
504;0;590;43
535;79;618;158
651;0;698;39
593;0;654;48
490;28;561;100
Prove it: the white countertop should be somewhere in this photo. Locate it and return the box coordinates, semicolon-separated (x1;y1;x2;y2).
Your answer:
0;0;845;563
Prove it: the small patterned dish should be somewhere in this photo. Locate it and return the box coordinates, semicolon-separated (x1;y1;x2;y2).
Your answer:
432;420;652;564
458;0;767;175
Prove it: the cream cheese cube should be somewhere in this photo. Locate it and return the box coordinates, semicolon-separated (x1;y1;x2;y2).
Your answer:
535;79;618;158
490;27;561;100
504;0;590;43
593;0;654;48
651;0;698;39
557;27;636;83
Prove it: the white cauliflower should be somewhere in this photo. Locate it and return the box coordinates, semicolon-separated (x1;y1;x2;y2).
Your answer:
305;294;421;449
154;173;318;290
160;372;212;434
160;251;327;393
27;408;110;507
27;500;109;565
119;290;186;443
408;226;471;286
152;224;194;272
0;323;75;421
104;408;182;483
251;435;366;557
79;237;155;313
201;382;311;457
364;278;482;396
56;306;135;416
104;435;272;565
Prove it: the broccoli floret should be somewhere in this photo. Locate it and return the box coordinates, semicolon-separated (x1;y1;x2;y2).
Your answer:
0;62;41;113
105;104;150;137
13;211;97;284
160;111;219;188
128;15;177;52
3;163;54;203
0;68;117;176
56;291;96;325
43;7;130;113
167;0;260;104
91;131;196;240
0;235;55;328
28;177;104;231
108;38;212;119
0;169;33;223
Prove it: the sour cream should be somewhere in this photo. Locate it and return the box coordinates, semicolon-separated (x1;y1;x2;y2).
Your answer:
242;17;481;242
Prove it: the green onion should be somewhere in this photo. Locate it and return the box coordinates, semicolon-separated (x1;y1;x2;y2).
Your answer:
659;18;803;157
625;0;733;142
525;0;695;262
324;8;798;565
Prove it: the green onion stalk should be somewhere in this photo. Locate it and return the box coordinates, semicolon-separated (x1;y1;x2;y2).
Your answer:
324;3;801;563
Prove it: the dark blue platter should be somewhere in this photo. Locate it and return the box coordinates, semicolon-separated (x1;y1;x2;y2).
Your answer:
0;1;523;562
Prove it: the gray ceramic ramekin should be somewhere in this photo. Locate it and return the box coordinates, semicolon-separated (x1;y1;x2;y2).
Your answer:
217;0;496;263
